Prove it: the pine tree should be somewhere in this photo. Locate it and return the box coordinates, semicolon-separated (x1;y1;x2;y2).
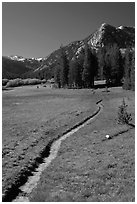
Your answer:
68;60;74;88
97;47;106;80
77;49;85;88
123;48;135;90
104;51;111;85
69;58;83;88
90;49;98;81
82;43;96;88
54;65;61;88
131;50;135;91
123;48;132;90
59;46;69;88
100;44;124;86
109;44;123;85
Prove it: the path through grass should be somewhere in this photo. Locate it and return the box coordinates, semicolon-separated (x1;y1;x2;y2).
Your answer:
2;86;134;201
28;88;135;202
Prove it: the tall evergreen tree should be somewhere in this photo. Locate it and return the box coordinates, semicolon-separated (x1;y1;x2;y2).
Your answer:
98;44;124;86
69;58;83;88
54;65;61;88
82;43;97;88
59;46;69;88
108;44;123;85
131;49;135;91
97;47;106;80
123;48;134;90
90;49;98;80
68;60;74;87
104;50;111;85
77;48;85;87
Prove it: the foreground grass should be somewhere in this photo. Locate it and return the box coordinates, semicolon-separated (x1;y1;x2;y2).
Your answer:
2;86;99;195
2;86;134;200
29;88;135;202
30;128;134;202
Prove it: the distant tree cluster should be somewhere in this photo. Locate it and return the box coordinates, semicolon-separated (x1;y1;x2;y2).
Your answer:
97;43;124;86
54;43;130;89
54;43;98;88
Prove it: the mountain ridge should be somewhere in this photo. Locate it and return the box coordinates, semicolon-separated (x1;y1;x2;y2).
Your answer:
2;23;135;79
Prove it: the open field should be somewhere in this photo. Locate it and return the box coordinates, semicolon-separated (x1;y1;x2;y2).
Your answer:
28;87;135;202
2;85;134;201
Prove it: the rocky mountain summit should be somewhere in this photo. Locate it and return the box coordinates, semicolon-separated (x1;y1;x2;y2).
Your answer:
2;23;135;79
31;23;135;77
87;23;134;48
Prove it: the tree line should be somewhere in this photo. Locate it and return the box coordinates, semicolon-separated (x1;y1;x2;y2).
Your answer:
54;43;135;90
15;43;134;91
54;44;99;89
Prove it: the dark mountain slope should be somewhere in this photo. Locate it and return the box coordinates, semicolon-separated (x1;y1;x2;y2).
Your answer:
2;56;44;79
2;57;32;79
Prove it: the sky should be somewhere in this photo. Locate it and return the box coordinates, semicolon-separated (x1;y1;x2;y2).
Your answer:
2;2;135;58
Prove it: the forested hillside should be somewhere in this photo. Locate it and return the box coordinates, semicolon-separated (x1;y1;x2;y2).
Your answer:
2;23;135;90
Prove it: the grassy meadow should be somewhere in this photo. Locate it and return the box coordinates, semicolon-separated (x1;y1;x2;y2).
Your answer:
2;85;134;201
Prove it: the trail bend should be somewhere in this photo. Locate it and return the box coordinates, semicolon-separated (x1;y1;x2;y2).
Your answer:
10;101;103;202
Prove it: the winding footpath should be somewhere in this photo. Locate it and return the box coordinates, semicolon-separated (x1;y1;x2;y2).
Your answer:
11;101;103;202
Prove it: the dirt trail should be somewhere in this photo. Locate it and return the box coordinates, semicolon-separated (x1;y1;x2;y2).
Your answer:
4;101;103;202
